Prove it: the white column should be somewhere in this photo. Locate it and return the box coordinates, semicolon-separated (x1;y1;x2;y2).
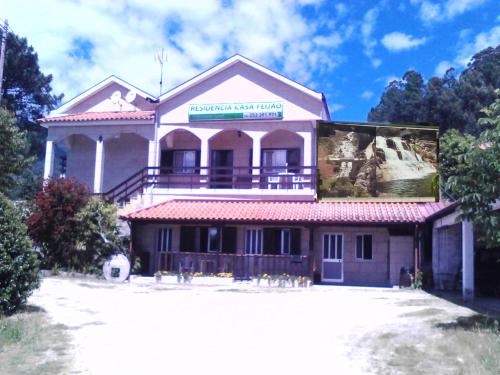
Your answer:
200;136;209;175
299;131;312;167
93;137;105;194
462;220;474;301
252;135;262;174
251;134;263;190
43;140;55;179
148;139;159;168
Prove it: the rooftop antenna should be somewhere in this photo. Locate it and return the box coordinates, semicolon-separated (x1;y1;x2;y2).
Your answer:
154;48;167;96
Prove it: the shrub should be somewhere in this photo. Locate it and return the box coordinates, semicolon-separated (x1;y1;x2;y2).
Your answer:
26;177;89;270
0;193;40;315
74;197;124;274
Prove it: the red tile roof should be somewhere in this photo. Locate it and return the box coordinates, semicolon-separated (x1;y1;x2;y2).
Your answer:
124;200;450;224
39;111;155;123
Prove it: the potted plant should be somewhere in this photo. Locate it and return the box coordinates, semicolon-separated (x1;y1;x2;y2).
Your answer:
154;271;162;282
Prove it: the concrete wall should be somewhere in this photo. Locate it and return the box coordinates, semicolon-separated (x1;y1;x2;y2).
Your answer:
432;223;462;290
313;226;391;286
65;134;96;189
103;133;148;191
389;236;414;286
158;61;323;124
69;82;155;113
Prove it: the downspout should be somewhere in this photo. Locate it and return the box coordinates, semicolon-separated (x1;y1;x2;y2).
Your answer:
414;223;419;279
148;97;160;206
308;225;316;283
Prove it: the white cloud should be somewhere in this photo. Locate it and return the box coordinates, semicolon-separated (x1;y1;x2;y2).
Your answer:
433;25;499;76
411;0;486;24
361;90;374;99
375;75;400;86
2;0;348;102
330;103;344;112
454;25;500;66
434;60;453;76
381;32;427;52
361;7;382;68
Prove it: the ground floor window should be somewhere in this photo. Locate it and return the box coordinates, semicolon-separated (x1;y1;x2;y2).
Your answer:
323;233;343;260
245;228;263;255
280;229;291;255
157;227;172;252
356;234;373;260
208;227;220;252
179;226;236;254
262;228;301;255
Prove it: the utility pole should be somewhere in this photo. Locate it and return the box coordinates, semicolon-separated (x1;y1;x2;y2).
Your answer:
0;20;8;105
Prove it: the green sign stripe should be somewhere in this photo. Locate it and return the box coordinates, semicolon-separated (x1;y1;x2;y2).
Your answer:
189;113;244;121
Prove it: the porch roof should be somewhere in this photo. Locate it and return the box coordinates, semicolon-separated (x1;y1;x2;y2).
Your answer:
123;200;450;225
38;110;155;123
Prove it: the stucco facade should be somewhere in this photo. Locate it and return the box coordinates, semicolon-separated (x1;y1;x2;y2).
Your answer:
40;54;469;292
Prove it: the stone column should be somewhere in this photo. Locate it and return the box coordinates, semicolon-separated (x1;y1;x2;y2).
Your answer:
93;136;105;194
462;220;474;301
43;140;55;180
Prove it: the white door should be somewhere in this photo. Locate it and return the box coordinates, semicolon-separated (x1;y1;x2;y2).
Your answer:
322;233;343;282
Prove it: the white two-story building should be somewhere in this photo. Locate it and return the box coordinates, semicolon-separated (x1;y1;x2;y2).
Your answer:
41;55;473;292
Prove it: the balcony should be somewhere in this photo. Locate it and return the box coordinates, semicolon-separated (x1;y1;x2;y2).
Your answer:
104;165;316;202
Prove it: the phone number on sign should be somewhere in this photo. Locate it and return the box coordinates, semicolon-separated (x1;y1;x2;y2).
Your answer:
243;112;282;119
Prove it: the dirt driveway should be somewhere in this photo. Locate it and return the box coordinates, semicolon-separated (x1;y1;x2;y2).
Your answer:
29;277;498;375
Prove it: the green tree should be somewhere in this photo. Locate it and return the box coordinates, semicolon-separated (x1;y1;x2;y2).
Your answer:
26;178;125;273
0;193;40;315
26;178;90;270
440;92;500;246
1;30;63;199
368;45;500;135
0;108;32;194
75;197;124;274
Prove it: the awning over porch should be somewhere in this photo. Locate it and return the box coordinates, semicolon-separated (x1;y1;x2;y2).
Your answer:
122;200;450;225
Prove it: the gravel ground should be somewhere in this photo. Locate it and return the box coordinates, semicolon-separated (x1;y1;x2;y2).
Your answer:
29;277;481;375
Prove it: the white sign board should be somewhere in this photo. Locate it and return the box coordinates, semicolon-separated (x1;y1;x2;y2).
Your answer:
189;102;283;121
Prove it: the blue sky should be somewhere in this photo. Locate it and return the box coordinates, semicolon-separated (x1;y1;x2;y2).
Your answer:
3;0;499;121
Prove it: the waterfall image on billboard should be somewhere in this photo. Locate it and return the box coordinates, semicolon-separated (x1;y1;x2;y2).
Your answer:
317;124;438;199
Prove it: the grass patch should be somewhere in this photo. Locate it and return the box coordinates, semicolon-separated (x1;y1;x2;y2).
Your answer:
0;309;71;375
401;307;445;318
370;314;500;375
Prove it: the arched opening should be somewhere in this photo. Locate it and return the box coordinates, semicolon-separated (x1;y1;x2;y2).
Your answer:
261;129;304;173
209;129;252;188
158;129;201;188
160;129;201;173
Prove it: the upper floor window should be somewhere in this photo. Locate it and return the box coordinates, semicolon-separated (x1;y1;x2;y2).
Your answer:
161;150;199;174
173;150;196;174
262;148;300;173
356;234;373;260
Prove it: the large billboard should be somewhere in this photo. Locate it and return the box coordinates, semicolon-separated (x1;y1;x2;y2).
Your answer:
318;122;438;200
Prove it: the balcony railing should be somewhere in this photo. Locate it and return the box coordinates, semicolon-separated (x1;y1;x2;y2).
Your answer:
103;165;316;202
158;252;312;279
